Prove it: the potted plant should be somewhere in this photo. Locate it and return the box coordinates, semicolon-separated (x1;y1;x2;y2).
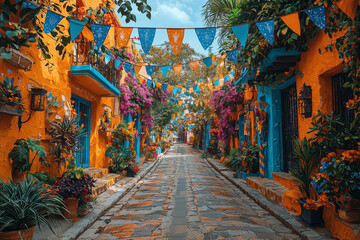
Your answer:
290;138;326;226
8;138;49;182
0;77;25;116
53;158;95;219
127;163;140;177
312;148;360;223
0;176;66;240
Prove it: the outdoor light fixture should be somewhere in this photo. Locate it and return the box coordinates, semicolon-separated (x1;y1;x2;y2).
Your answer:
30;88;47;111
298;83;312;118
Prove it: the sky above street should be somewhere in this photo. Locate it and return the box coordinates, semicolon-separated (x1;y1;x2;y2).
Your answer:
116;0;219;56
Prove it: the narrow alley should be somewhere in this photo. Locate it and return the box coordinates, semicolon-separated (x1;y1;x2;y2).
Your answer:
79;144;301;240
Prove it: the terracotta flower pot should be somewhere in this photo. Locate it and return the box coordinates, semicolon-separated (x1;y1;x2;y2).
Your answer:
338;199;360;223
63;197;79;219
0;226;35;240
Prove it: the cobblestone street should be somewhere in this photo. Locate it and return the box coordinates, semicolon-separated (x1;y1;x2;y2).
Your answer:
79;144;301;240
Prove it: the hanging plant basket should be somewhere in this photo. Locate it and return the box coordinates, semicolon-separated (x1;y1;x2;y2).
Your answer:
0;102;23;116
1;48;34;71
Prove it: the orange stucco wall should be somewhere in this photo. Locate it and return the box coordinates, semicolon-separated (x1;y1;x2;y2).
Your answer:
0;0;137;181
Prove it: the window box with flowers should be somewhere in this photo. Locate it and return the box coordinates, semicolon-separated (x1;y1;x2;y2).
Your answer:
0;77;25;116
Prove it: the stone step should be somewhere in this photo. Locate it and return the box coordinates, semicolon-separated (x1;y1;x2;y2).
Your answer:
272;172;297;190
246;177;288;205
92;173;122;198
84;167;109;179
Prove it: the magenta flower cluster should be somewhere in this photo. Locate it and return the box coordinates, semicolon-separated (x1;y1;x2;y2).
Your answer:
150;87;169;108
119;75;154;128
210;81;244;143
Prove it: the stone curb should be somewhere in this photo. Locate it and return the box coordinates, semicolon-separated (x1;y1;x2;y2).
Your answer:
204;156;326;240
60;150;169;240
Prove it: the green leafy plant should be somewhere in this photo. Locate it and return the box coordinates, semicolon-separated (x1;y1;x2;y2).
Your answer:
0;176;66;233
239;143;260;173
29;171;57;186
290;138;320;199
0;77;24;110
48;116;86;170
225;148;241;171
308;111;359;154
8;138;48;174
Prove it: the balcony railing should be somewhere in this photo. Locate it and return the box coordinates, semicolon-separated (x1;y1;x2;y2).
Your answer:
72;40;121;91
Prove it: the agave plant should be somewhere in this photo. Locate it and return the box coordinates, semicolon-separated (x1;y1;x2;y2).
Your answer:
290;138;320;199
0;176;66;233
48;116;86;170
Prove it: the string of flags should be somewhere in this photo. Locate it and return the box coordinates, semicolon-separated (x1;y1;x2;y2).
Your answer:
24;1;329;58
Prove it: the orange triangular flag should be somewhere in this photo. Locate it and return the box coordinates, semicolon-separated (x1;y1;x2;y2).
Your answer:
135;65;142;77
281;12;301;36
117;27;133;47
167;28;184;55
335;0;358;20
174;64;182;75
189;61;199;71
168;85;174;94
156;82;162;89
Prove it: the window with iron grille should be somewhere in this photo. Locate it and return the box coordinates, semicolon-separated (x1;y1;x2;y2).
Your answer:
332;72;355;129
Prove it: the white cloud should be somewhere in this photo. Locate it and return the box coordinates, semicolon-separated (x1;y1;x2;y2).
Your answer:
153;1;193;24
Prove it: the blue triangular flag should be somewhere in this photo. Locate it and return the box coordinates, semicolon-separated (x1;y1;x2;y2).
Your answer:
185;86;190;90
160;66;170;77
162;83;168;92
227;49;238;64
153;81;156;88
305;6;326;30
231;24;249;47
22;1;38;9
124;62;131;73
224;76;230;82
91;24;111;48
114;59;121;70
138;28;156;55
214;80;219;87
69;19;85;41
173;86;178;95
203;57;212;68
44;10;64;34
147;79;152;88
130;64;135;77
193;84;197;92
256;19;275;45
146;65;156;76
195;27;216;50
105;54;112;64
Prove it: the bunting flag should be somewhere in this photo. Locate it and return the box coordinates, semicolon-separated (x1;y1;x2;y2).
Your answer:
224;76;230;82
124;62;132;73
91;24;111;48
135;65;142;76
160;66;170;77
172;86;178;95
280;12;301;36
117;27;133;47
335;0;358;20
138;28;156;55
231;24;249;47
189;61;199;71
256;19;275;45
162;83;168;92
227;49;238;64
44;10;64;34
130;64;135;77
69;19;86;41
195;27;216;50
185;86;190;90
104;53;112;64
193;84;197;92
153;81;157;88
214;80;219;87
203;57;212;68
147;79;152;88
22;1;38;9
305;6;326;30
167;28;184;55
114;59;121;70
168;85;174;94
146;65;156;76
174;64;182;75
156;82;162;89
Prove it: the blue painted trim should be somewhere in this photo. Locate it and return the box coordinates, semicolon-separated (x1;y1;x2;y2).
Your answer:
124;113;132;148
71;65;120;96
71;94;91;168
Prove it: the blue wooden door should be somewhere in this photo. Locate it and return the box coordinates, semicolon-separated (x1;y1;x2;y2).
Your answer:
71;95;91;168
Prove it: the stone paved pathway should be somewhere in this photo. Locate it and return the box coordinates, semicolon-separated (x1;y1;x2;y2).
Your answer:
79;144;301;239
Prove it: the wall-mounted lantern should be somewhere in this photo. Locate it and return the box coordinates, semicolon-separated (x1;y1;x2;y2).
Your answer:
30;88;47;111
298;83;312;118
